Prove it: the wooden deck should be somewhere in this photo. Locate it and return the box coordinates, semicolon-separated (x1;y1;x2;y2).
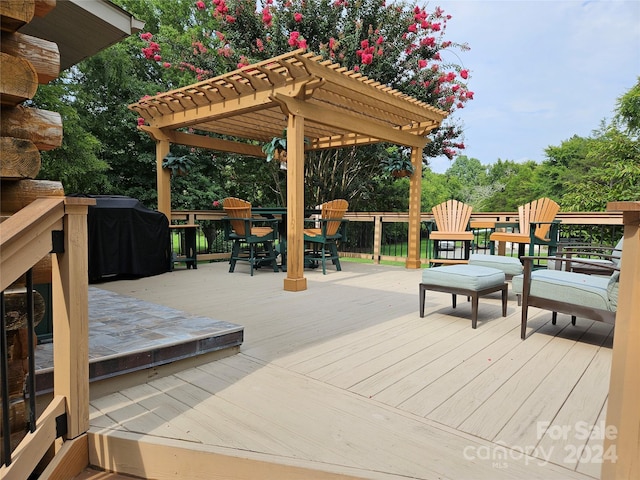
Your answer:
88;261;613;479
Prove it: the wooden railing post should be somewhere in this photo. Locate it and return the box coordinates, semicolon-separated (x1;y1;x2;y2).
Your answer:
602;201;640;479
373;216;382;264
51;197;94;439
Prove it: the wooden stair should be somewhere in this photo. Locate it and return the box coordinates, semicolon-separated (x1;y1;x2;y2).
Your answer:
74;468;143;480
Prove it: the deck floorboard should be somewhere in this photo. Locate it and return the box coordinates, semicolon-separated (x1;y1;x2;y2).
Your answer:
89;261;613;479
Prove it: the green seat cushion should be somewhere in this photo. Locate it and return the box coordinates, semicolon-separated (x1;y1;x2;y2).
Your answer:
422;265;505;291
512;270;615;311
469;254;524;276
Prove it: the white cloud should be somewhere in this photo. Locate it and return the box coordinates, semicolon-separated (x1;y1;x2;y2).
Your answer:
429;0;640;173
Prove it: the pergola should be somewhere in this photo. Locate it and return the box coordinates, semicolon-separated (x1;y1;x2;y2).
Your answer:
129;50;448;291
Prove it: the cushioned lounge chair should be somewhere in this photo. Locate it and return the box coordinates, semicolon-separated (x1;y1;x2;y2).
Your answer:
513;256;618;339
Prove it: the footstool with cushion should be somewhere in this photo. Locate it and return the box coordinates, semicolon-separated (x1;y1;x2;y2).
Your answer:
420;264;508;329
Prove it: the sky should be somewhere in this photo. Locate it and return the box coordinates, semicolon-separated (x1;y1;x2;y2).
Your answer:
426;0;640;173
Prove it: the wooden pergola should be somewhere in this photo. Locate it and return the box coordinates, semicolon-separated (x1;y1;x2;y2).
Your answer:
129;50;448;291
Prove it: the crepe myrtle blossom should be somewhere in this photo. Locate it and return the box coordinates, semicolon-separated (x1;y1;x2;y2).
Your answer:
137;1;473;159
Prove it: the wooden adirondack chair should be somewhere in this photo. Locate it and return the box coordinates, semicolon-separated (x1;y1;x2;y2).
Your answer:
490;197;560;258
222;197;279;275
427;200;474;265
304;199;348;274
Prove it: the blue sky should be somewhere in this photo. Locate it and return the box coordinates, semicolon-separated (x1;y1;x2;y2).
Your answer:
428;0;640;173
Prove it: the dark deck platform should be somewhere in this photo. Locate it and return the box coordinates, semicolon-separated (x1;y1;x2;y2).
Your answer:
35;287;243;395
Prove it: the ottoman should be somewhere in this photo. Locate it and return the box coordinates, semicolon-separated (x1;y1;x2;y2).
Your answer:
420;264;508;328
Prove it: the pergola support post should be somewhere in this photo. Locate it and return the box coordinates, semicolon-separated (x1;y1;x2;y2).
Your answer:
406;146;424;269
156;138;171;219
283;114;308;292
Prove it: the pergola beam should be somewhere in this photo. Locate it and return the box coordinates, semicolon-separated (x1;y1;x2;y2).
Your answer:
158;129;265;158
272;94;428;148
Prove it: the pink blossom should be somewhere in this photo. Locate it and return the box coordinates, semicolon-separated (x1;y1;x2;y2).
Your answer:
163;62;171;68
361;53;373;64
460;69;469;79
376;36;384;45
153;54;162;61
225;15;235;23
418;59;427;69
288;31;300;47
329;37;337;50
298;38;307;49
140;32;153;41
262;9;272;26
137;117;145;126
195;1;205;10
256;38;264;51
431;23;441;31
353;65;360;72
466;91;474;99
407;23;417;33
294;12;303;22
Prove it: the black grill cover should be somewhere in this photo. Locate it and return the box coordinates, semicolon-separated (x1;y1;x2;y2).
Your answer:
83;195;170;282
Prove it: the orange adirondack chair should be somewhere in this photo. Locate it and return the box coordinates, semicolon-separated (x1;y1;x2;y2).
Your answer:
222;197;279;275
490;197;560;258
427;200;474;265
304;199;348;274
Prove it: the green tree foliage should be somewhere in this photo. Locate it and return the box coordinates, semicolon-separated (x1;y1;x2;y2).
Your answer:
616;77;640;136
128;0;473;207
32;79;109;194
540;80;640;212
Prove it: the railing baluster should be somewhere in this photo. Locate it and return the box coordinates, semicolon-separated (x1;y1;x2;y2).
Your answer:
1;290;10;466
26;270;36;433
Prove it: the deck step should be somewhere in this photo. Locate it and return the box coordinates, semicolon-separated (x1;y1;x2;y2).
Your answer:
74;468;142;479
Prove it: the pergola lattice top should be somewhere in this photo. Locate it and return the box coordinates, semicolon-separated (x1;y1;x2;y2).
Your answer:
129;50;448;151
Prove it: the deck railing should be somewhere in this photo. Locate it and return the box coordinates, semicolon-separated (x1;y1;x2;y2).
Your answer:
169;210;624;265
0;197;93;479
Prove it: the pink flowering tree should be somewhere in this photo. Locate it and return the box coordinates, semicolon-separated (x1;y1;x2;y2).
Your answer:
132;0;473;206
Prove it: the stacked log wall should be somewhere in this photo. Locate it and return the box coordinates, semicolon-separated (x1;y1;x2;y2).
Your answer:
1;0;62;456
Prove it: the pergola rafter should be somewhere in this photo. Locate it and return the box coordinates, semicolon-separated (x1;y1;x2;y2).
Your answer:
129;49;448;291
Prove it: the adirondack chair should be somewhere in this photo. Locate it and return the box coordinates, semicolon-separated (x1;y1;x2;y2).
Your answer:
222;197;279;275
427;200;474;265
490;197;560;258
304;199;348;274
